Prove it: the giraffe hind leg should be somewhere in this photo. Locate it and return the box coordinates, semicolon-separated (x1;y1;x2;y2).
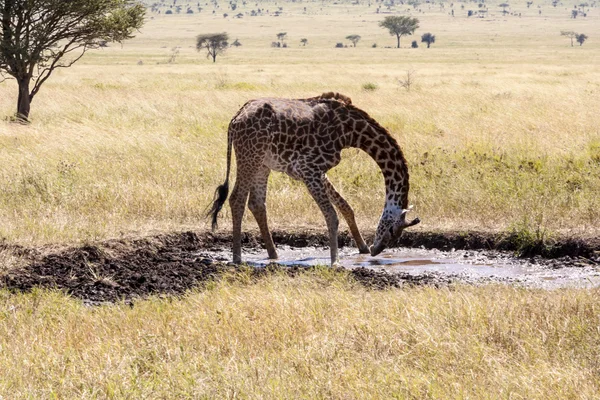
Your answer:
228;173;250;264
323;176;370;254
247;167;278;260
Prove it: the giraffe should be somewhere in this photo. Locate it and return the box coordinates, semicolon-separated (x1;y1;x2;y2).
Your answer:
207;92;420;266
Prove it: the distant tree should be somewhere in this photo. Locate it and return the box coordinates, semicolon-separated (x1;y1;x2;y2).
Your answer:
379;16;420;48
276;32;287;43
576;33;588;45
196;33;229;62
499;2;509;14
571;9;578;18
300;38;308;46
372;43;377;48
0;0;145;121
231;38;242;47
561;30;577;46
421;32;435;48
411;40;418;48
335;42;344;48
346;34;362;47
467;9;474;16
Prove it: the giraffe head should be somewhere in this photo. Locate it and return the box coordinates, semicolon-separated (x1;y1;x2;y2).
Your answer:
370;207;420;256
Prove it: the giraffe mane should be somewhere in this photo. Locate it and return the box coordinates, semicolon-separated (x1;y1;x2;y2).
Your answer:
343;102;410;209
310;92;353;105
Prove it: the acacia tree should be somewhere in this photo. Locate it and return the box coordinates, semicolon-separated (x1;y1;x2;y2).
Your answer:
499;2;510;15
379;16;419;48
421;32;435;48
300;38;308;46
576;33;588;45
346;34;361;47
196;32;229;62
561;30;577;46
276;32;287;43
0;0;145;121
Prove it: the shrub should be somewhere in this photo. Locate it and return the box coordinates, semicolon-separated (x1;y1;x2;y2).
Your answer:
335;42;344;48
362;82;378;91
411;40;418;48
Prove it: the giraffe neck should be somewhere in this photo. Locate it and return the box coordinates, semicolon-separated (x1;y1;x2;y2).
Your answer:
346;119;410;218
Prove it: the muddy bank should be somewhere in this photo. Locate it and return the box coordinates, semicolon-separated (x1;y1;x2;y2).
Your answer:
1;230;598;304
0;231;448;304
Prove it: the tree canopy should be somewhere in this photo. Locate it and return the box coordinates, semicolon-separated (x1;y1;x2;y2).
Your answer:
560;30;577;46
346;34;361;47
0;0;145;120
379;16;419;48
421;32;436;48
196;32;229;62
576;33;588;45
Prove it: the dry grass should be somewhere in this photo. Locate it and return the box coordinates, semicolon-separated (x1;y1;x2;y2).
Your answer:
0;5;599;396
1;271;599;398
0;1;598;245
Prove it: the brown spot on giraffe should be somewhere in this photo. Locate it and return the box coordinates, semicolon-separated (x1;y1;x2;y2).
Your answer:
207;92;420;265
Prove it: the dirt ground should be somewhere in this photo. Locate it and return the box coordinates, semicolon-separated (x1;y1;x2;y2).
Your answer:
1;230;599;304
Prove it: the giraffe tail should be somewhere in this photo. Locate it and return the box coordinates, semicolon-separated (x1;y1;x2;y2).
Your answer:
207;118;234;231
207;181;229;231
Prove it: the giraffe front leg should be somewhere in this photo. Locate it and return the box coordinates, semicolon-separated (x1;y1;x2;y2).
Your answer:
303;175;340;266
323;177;370;254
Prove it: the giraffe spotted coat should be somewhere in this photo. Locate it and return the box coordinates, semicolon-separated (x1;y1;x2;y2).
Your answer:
208;92;420;265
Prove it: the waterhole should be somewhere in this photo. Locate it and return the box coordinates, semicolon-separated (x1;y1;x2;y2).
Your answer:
241;246;600;289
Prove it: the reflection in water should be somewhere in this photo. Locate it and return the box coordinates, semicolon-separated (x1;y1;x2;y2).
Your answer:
362;259;437;267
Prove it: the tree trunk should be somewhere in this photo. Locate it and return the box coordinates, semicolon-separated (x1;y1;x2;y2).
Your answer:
397;34;400;48
16;78;32;121
427;42;430;48
212;53;216;62
571;37;573;46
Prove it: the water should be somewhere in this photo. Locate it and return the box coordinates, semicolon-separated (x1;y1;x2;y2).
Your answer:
240;246;600;289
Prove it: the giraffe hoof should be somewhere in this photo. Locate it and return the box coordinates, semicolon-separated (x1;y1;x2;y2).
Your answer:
359;246;370;254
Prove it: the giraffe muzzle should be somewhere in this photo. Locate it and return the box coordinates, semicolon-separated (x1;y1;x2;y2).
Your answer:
370;243;385;257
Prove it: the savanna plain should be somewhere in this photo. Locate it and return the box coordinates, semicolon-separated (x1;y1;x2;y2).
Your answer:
1;0;600;397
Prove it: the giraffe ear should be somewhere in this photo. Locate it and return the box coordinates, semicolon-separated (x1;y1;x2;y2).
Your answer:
397;206;419;228
399;205;413;218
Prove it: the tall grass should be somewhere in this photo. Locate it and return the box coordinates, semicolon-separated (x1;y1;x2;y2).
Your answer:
1;272;599;398
0;2;598;246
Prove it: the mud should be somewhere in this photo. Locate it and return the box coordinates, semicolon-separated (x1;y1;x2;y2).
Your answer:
1;230;599;304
